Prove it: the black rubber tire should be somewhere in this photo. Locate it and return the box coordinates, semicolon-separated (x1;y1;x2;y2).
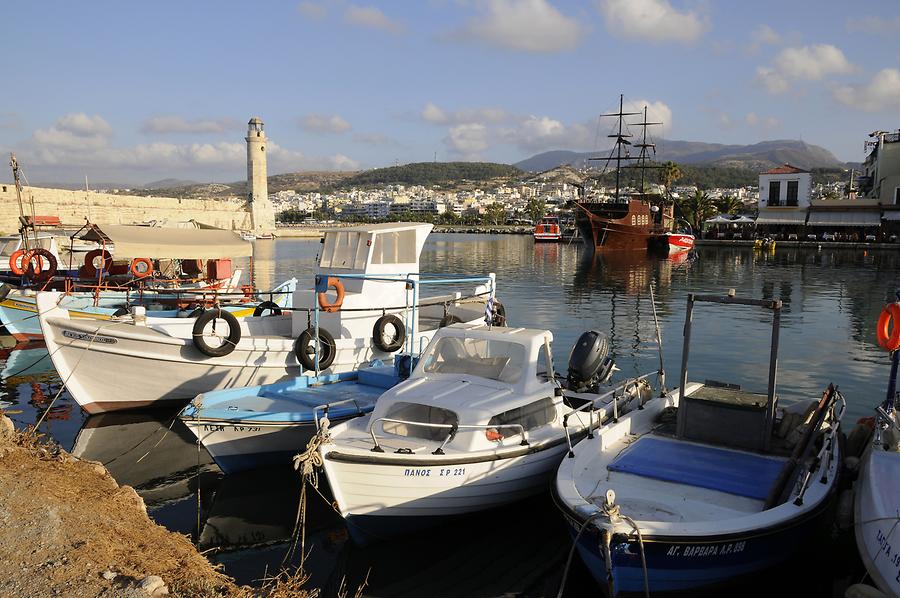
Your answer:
111;307;129;317
295;327;336;370
252;300;282;317
189;307;205;318
439;314;463;328
491;301;507;327
0;283;10;302
191;308;241;357
372;314;406;353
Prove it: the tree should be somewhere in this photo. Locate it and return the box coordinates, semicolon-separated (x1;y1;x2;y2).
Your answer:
678;189;716;231
482;203;507;226
525;197;546;224
713;194;742;215
660;161;682;200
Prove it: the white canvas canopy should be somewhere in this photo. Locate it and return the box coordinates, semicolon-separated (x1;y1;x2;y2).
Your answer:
81;224;252;259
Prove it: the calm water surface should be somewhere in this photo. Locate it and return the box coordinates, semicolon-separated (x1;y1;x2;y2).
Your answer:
3;234;898;596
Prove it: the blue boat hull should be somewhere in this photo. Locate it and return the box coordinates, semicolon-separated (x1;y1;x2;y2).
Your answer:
557;490;836;596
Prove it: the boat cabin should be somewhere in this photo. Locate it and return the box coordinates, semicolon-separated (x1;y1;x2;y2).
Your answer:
366;324;560;452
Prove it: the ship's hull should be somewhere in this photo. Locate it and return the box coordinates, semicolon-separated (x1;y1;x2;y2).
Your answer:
648;232;696;255
574;200;656;252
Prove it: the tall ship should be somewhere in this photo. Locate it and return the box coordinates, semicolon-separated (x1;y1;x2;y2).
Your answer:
573;95;694;254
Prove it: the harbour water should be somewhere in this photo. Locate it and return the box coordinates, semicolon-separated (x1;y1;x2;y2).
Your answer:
3;234;897;596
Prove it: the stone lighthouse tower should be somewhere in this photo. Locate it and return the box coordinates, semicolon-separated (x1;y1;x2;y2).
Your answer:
246;117;275;232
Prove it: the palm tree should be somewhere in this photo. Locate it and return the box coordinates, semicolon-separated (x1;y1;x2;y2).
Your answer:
714;194;742;215
660;161;682;200
678;190;716;231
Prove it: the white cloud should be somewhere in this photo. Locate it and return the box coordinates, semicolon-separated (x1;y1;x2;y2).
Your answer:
773;44;856;81
746;24;780;54
599;0;709;44
755;66;789;94
451;0;586;53
745;112;780;131
297;1;326;19
847;16;900;35
140;116;239;135
352;133;396;146
343;5;403;33
444;123;490;158
421;102;508;125
833;68;900;112
622;99;673;135
298;114;352;134
32;113;113;150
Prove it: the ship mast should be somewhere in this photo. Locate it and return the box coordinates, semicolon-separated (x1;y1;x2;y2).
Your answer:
588;94;640;202
632;106;661;194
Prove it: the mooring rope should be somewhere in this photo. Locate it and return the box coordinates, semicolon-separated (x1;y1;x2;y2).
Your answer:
285;416;332;567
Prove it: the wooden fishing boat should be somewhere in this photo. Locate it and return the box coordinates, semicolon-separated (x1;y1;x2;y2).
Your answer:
554;292;844;596
37;223;499;414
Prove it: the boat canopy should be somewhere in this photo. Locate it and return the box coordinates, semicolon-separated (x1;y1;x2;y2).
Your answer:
80;224;252;259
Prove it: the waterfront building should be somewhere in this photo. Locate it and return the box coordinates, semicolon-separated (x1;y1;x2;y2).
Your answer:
754;164;811;238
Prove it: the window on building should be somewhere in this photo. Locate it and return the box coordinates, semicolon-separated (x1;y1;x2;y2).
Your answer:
895;188;900;205
786;181;799;206
768;181;781;206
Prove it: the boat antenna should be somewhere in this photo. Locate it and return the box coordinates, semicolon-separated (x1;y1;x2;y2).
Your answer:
649;281;667;395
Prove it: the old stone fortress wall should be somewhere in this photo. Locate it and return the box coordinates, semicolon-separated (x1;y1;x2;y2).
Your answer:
0;117;276;235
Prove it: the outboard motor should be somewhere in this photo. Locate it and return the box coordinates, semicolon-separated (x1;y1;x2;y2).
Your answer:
567;330;615;393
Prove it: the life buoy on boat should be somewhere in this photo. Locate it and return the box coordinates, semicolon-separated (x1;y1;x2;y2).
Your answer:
191;308;241;357
294;327;336;370
252;300;282;317
876;303;900;351
82;249;113;278
317;277;345;313
130;257;154;278
372;314;406;353
25;248;57;282
9;249;27;276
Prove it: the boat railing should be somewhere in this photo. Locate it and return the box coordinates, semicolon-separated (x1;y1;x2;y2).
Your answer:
560;370;658;458
313;272;496;361
368;417;527;455
312;396;365;430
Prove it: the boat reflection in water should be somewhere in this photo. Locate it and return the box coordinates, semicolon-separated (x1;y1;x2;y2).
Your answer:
72;411;218;508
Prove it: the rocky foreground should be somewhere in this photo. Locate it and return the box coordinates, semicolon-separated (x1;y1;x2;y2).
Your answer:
0;414;314;598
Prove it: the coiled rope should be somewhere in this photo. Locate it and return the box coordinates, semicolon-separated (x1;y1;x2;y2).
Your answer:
286;416;332;567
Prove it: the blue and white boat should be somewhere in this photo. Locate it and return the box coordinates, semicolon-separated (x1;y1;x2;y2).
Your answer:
180;363;403;474
554;292;845;596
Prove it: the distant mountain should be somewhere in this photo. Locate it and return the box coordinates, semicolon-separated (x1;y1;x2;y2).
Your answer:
143;178;200;190
515;139;847;172
333;162;521;190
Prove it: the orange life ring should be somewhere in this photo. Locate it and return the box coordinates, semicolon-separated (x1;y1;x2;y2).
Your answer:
24;248;57;282
82;249;113;278
130;257;154;278
9;249;27;276
876;303;900;351
317;277;345;313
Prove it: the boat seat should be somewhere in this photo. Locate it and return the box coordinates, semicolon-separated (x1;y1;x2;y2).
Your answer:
608;436;786;501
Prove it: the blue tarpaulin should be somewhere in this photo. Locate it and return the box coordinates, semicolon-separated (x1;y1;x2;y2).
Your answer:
608;436;786;500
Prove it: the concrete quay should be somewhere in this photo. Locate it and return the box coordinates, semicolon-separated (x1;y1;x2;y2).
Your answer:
695;238;900;250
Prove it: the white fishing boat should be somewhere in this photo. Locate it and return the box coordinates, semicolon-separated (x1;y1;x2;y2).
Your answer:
318;323;656;544
853;304;900;598
37;223;499;414
554;292;845;596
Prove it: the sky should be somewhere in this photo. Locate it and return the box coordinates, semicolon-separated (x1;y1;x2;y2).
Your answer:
2;0;899;185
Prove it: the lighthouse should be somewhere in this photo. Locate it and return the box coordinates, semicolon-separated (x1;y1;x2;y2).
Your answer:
246;117;275;232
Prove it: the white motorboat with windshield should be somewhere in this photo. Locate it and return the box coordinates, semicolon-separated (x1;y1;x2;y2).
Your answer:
36;223;499;414
317;323;657;544
554;292;845;597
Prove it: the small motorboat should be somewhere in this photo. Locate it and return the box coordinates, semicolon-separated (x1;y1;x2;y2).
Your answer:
554;292;845;596
534;215;563;242
853;301;900;598
181;363;402;474
318;323;657;544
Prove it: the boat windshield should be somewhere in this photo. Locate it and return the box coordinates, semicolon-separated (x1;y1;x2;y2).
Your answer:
420;336;526;383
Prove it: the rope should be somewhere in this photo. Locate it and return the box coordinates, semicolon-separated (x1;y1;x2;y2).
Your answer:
285;416;332;567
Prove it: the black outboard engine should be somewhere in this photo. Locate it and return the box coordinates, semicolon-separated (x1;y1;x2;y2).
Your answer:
567;330;615;393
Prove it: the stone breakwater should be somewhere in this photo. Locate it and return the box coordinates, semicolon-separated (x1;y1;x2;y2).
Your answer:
0;185;261;233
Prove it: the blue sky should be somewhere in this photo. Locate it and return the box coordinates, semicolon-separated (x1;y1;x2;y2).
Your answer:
2;0;899;185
